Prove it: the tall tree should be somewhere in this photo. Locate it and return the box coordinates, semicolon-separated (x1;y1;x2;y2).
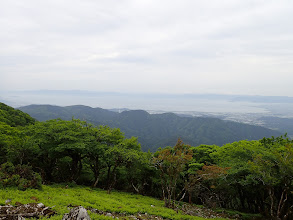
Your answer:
153;139;193;208
29;119;89;182
84;125;124;187
249;136;293;219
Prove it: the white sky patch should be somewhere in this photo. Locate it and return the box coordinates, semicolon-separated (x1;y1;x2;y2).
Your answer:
85;52;121;61
1;0;293;96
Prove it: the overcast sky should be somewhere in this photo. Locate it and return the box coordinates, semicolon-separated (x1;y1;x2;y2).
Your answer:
1;0;293;96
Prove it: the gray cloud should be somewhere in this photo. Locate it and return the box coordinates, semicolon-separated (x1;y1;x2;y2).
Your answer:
1;0;293;96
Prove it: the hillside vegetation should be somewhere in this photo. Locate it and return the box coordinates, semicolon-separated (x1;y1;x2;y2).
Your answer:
1;102;292;219
0;184;236;220
0;103;35;127
19;104;281;151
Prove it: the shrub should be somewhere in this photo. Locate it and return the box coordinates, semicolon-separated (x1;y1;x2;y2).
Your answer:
0;162;42;190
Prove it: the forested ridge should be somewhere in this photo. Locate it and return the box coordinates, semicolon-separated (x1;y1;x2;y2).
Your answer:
19;104;281;151
1;102;292;219
0;103;36;127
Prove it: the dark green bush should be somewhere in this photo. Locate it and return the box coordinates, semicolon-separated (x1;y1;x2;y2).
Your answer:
0;162;42;190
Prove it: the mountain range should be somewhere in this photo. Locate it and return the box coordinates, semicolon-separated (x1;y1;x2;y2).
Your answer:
18;104;281;151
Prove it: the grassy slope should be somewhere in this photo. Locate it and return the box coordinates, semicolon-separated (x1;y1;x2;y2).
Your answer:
0;185;229;220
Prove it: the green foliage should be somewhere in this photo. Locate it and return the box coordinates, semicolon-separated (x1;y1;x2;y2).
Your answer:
211;140;263;183
153;139;193;208
19;104;281;151
209;140;267;211
214;208;261;220
24;118;144;191
29;119;93;182
191;144;220;165
188;145;220;175
248;136;293;218
0;185;227;220
0;103;37;166
2;103;293;218
0;102;36;127
0;121;37;165
208;137;293;218
0;162;42;190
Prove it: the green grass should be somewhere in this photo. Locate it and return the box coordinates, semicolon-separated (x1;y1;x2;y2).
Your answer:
0;185;229;220
213;208;261;220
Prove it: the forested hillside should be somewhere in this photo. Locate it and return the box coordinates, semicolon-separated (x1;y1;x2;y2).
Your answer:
19;104;281;151
1;102;293;219
0;103;35;127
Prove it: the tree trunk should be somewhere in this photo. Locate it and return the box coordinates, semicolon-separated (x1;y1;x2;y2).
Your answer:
188;191;192;204
93;176;99;188
106;165;112;188
268;187;275;217
71;154;81;181
132;183;140;193
277;188;288;219
107;165;117;193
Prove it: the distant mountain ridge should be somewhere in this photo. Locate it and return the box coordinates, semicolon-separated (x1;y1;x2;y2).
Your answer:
19;104;281;151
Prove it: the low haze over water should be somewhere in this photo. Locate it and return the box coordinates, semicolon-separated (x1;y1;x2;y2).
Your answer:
2;90;292;116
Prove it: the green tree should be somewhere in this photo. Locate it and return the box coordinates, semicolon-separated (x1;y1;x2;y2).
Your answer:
84;125;124;187
249;136;293;219
211;140;266;212
188;164;229;207
190;144;220;165
28;119;89;182
0;122;37;165
153;139;193;208
0;102;35;127
104;136;141;192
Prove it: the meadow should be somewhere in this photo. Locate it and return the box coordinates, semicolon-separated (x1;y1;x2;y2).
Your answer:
0;185;233;220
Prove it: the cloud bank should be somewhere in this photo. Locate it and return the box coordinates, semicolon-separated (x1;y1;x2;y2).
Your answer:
1;0;293;96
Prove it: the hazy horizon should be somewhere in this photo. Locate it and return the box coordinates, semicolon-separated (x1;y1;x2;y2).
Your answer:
2;90;293;119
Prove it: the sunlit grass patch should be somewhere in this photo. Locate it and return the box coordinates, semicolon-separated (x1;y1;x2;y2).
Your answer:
0;185;229;220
